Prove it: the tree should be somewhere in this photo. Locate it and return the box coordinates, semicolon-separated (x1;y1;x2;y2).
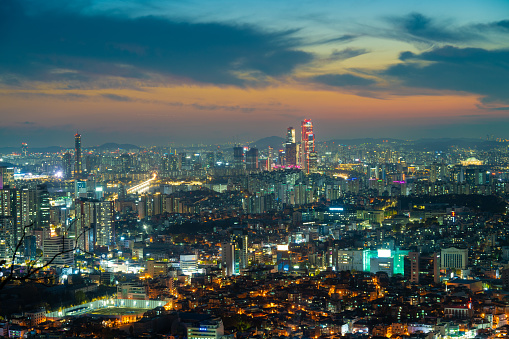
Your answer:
75;291;87;304
0;219;88;290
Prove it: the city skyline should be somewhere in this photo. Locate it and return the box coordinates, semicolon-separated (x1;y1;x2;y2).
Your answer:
1;0;509;147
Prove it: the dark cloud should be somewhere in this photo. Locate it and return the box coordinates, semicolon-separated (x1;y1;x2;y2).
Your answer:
475;19;509;33
328;48;369;61
311;73;377;87
97;93;256;112
384;46;509;104
101;94;133;102
309;34;359;46
0;0;313;87
0;92;89;100
387;13;478;44
190;103;256;113
494;20;509;30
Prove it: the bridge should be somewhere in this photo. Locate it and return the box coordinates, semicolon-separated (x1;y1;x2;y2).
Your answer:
126;172;157;194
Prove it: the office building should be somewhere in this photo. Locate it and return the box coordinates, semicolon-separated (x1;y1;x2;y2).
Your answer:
75;199;115;251
0;217;15;261
62;153;72;179
117;283;148;300
276;244;291;272
0;187;37;245
146;261;169;278
180;254;198;276
408;252;420;283
74;132;82;179
285;126;297;167
184;317;225;339
42;236;74;266
231;228;248;269
333;249;364;272
0;164;15;189
245;148;259;170
36;184;50;230
21;143;28;157
74;180;87;199
221;242;236;277
233;146;244;169
441;247;468;270
370;257;394;277
300;119;315;174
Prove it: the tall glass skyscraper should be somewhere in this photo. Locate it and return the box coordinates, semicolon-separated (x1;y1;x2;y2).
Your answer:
301;119;315;174
74;132;82;179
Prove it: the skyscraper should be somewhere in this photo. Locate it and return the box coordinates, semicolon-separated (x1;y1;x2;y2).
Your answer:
300;119;315;174
21;143;28;156
286;127;297;167
75;199;115;251
267;146;273;170
233;146;245;169
0;217;15;261
36;184;50;230
222;229;248;276
74;132;82;179
408;252;420;284
221;241;235;277
62;152;72;179
287;126;295;144
245;148;259;170
231;228;248;270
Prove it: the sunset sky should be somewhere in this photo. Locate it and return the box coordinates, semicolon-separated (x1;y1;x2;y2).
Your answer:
1;0;509;147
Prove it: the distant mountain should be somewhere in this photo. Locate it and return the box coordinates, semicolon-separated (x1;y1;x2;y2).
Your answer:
0;147;19;154
250;136;285;150
0;146;65;154
90;143;141;151
326;138;402;145
410;138;499;151
323;137;503;150
0;142;141;155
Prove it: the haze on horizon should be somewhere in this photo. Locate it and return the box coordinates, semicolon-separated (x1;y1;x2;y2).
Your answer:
1;0;508;147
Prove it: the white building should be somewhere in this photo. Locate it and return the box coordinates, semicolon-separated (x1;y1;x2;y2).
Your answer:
186;318;231;339
441;247;468;270
43;236;74;266
117;283;148;300
370;257;394;277
334;249;364;271
180;254;198;276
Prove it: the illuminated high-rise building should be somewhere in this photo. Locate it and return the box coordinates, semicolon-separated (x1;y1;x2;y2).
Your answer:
221;242;235;277
36;184;50;231
231;228;248;270
75;199;115;251
74;132;82;179
62;152;72;179
267;146;273;171
0;187;38;255
286;127;295;144
286;127;297;167
0;165;14;189
245;148;259;170
233;146;245;169
222;229;248;276
21;143;28;156
300;119;315;174
0;217;15;261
